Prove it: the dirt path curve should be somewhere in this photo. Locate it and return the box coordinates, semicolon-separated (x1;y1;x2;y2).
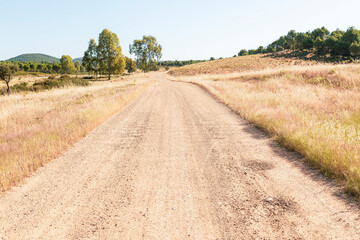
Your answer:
1;72;360;239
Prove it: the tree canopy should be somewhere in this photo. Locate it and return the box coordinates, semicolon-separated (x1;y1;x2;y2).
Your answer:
60;55;76;74
237;26;360;60
125;57;137;74
82;39;100;79
129;36;162;72
0;63;19;94
97;29;125;80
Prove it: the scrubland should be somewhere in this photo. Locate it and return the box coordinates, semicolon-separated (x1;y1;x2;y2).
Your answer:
168;55;360;198
0;74;152;191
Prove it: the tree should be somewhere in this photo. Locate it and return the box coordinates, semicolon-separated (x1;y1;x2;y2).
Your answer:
129;35;162;72
266;45;275;53
238;49;249;56
342;27;360;45
285;30;297;50
82;39;100;79
324;35;340;56
256;46;265;54
350;42;360;59
74;61;81;73
334;40;351;56
97;29;124;80
0;63;19;94
125;57;137;74
314;37;325;54
60;55;76;74
311;27;330;40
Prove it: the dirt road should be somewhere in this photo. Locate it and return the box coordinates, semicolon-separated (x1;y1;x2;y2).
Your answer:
0;73;359;239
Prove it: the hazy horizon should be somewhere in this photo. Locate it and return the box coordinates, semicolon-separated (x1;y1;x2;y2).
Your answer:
1;0;359;61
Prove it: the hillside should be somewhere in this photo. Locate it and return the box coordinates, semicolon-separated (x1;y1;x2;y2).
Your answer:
7;53;60;63
73;57;83;63
168;52;316;76
7;53;82;63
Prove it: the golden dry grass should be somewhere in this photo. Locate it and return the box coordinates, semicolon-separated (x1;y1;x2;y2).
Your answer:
168;61;360;198
0;73;152;191
168;54;316;76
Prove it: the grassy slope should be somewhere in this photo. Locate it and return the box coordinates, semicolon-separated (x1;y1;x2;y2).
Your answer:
168;54;360;199
169;54;316;76
7;53;82;63
0;74;153;191
7;53;60;63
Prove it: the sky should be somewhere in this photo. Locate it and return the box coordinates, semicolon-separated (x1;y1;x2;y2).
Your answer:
1;0;360;61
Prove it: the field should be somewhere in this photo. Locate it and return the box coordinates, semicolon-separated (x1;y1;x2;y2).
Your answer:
168;55;360;198
169;53;316;76
0;73;152;191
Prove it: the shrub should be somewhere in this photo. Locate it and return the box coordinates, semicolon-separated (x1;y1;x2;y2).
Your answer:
11;82;30;92
60;74;70;79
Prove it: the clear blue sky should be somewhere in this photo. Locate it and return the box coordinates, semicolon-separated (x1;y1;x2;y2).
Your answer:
1;0;359;61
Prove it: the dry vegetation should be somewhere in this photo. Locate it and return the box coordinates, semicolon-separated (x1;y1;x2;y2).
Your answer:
168;54;316;76
168;58;360;199
0;74;152;191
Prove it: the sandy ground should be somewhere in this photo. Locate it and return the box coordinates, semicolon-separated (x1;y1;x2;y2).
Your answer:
0;72;359;239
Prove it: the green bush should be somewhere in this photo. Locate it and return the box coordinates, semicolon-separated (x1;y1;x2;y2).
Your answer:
11;82;30;92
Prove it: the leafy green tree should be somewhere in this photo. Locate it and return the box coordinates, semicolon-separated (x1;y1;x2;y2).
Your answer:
97;29;124;80
125;57;137;74
74;61;81;73
238;49;249;56
324;34;341;56
314;37;325;54
302;36;313;50
256;46;265;54
285;30;297;50
23;64;30;72
248;49;257;55
30;63;37;72
82;39;100;79
60;55;76;74
334;40;350;56
129;36;162;72
0;63;19;94
342;27;360;44
52;64;61;73
311;27;329;40
266;45;275;53
295;32;310;50
350;42;360;59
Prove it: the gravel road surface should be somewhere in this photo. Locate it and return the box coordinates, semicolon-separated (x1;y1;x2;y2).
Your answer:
0;73;359;239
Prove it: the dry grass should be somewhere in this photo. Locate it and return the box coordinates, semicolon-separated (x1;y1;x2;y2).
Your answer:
0;73;152;191
168;54;316;76
168;62;360;199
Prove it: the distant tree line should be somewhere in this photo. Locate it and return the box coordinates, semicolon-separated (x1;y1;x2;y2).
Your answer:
159;60;205;67
238;26;360;60
0;59;85;74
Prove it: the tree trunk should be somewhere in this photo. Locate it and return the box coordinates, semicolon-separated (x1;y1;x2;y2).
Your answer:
5;80;10;95
108;70;111;80
95;71;98;80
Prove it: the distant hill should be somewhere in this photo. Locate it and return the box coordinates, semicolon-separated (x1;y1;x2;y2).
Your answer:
73;57;82;63
7;53;82;63
7;53;60;63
